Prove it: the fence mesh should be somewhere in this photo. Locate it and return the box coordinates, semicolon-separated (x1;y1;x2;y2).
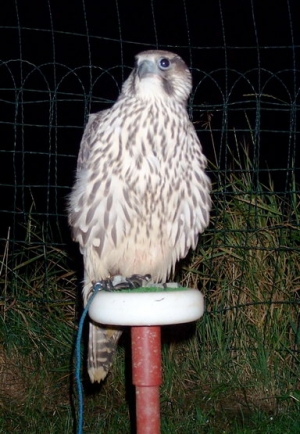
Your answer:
0;0;299;359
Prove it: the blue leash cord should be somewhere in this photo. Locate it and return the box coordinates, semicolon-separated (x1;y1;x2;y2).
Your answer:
75;283;103;434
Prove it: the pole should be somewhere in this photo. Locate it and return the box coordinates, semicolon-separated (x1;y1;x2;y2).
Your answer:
131;326;162;434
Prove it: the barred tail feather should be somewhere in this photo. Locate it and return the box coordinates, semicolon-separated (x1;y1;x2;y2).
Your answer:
88;322;122;383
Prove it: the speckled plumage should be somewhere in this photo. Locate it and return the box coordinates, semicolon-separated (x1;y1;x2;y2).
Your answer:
68;50;211;383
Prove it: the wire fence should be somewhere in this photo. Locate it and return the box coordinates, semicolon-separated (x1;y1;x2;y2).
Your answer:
0;2;299;324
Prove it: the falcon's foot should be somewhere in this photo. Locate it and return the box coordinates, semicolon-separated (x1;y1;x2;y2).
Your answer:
112;274;152;290
92;275;180;293
91;275;152;293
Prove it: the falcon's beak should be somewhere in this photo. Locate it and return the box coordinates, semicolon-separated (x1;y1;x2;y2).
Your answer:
137;60;156;79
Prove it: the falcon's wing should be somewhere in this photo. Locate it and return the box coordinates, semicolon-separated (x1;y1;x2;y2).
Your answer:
68;105;142;258
76;110;110;172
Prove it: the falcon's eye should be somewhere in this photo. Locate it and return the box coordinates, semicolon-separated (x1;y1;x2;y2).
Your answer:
159;58;171;70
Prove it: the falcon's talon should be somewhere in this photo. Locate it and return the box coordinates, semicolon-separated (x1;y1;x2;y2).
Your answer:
112;281;133;290
126;274;152;289
109;274;153;291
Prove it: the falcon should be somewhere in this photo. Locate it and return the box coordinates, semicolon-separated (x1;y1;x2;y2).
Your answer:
68;50;211;383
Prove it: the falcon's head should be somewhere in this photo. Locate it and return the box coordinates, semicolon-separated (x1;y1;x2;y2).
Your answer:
121;50;192;105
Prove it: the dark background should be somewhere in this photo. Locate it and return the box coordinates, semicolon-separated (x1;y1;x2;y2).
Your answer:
0;0;299;244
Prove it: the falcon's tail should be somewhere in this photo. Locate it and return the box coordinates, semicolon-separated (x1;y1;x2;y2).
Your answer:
88;322;122;383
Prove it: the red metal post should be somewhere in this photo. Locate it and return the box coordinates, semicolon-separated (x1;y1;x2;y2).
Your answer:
131;326;162;434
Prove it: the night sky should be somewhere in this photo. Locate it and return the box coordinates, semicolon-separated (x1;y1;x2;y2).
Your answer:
0;0;299;243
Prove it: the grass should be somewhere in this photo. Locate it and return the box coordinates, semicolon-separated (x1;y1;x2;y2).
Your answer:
1;145;300;433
